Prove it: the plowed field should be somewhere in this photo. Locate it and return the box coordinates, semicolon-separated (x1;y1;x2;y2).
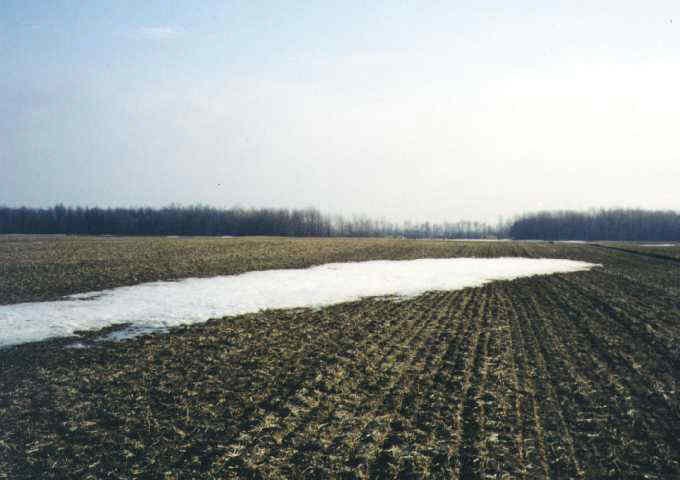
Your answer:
1;237;679;478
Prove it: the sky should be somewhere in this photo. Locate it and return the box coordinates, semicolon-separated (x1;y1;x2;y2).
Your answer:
2;1;680;223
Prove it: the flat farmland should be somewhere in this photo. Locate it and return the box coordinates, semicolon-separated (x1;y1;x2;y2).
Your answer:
596;242;680;262
1;237;680;479
0;236;568;306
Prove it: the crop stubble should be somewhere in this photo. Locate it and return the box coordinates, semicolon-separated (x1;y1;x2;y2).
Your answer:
1;237;679;478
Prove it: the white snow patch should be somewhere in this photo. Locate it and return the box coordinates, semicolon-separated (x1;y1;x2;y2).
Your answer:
0;258;599;347
640;244;676;247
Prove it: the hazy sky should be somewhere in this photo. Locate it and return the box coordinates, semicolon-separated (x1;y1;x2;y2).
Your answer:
2;1;680;223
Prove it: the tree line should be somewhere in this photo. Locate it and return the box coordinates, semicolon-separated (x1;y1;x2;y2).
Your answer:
2;205;677;240
0;205;499;239
509;209;680;241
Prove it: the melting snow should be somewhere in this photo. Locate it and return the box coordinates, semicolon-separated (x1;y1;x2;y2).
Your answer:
0;258;599;347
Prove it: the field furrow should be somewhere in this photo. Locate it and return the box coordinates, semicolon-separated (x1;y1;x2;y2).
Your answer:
448;290;489;478
508;284;579;478
3;238;680;478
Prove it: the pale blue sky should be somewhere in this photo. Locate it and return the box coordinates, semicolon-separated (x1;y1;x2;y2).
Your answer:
2;1;680;222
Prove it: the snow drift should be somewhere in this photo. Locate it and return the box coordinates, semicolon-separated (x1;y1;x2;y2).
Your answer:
0;257;599;347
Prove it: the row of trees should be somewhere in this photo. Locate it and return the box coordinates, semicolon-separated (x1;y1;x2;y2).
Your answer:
0;205;499;239
509;209;680;241
3;206;677;240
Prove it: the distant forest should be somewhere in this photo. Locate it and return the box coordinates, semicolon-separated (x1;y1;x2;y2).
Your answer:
1;206;678;241
0;205;497;239
509;209;680;241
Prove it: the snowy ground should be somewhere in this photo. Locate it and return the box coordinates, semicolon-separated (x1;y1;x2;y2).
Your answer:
639;244;676;247
0;258;599;347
